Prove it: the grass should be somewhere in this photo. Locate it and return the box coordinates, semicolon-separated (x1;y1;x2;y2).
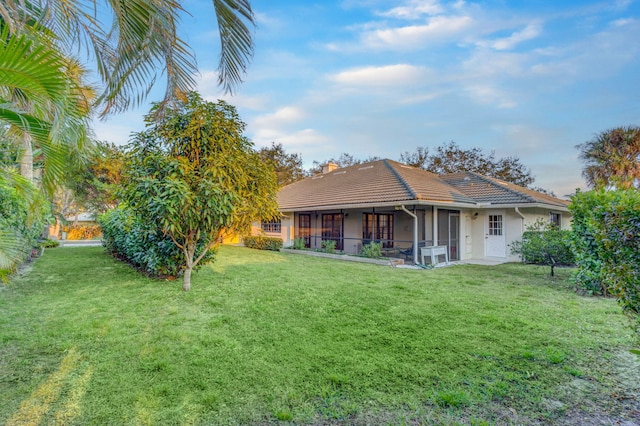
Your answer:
0;245;637;425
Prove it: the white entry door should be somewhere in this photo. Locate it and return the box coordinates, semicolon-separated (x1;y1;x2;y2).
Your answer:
485;211;506;257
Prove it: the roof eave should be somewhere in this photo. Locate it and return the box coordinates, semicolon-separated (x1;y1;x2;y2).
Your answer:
279;199;478;212
475;202;571;212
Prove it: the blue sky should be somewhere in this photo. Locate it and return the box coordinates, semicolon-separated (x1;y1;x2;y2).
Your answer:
92;0;640;197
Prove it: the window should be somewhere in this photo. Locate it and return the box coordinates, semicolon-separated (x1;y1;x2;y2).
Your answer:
261;219;281;233
362;213;394;248
550;212;561;228
488;215;503;236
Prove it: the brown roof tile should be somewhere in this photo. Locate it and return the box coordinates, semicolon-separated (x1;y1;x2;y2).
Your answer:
440;172;569;208
277;159;569;211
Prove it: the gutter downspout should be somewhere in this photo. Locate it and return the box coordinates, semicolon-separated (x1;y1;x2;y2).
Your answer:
400;205;419;265
514;207;525;234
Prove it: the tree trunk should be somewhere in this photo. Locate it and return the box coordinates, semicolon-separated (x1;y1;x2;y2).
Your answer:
182;265;192;291
20;132;34;182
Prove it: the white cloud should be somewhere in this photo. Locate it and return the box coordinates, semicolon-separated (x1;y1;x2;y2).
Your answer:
462;49;528;78
251;127;329;150
398;91;443;104
253;106;306;127
465;85;516;109
488;23;542;50
360;15;473;50
329;64;430;87
611;17;635;27
377;0;443;19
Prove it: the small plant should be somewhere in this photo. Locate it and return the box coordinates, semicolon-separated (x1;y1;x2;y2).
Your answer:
564;366;583;377
39;238;60;248
292;237;307;250
545;348;567;364
321;240;336;253
274;410;293;421
433;389;470;408
360;241;382;258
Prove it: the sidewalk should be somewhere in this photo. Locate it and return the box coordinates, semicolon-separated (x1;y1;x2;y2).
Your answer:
59;239;103;247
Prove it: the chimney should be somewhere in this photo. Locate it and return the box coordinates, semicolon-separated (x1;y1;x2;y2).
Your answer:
322;162;339;174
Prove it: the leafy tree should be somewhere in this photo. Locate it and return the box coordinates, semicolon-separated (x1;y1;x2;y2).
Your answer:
510;219;575;277
400;142;536;188
121;93;278;291
258;142;306;186
577;126;640;190
399;146;430;169
67;142;126;214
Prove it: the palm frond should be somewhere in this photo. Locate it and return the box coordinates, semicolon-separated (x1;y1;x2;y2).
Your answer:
214;0;255;94
0;104;51;146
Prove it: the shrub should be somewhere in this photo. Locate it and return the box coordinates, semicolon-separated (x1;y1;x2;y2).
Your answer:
62;224;102;240
39;239;60;248
570;189;640;334
243;235;283;251
0;180;48;281
510;219;574;276
292;237;307;250
360;241;382;258
321;240;336;253
98;206;215;277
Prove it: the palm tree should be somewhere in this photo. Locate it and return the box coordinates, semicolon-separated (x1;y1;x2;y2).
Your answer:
577;126;640;190
0;24;92;192
1;0;256;116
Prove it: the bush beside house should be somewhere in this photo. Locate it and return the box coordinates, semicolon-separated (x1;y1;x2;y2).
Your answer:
243;235;283;251
510;219;574;276
570;189;640;334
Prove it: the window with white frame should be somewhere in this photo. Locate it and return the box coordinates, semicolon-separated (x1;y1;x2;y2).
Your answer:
261;218;281;233
549;212;561;228
488;215;503;236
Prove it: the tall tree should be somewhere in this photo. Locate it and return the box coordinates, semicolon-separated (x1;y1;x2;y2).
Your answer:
1;0;256;116
66;141;126;214
309;153;381;174
400;142;536;188
258;142;306;186
577;126;640;190
399;146;430;169
0;24;91;190
122;93;278;291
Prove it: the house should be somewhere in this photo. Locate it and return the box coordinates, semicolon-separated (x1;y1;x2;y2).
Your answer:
254;159;571;264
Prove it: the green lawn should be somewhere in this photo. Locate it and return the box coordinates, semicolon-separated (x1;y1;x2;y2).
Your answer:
1;246;638;425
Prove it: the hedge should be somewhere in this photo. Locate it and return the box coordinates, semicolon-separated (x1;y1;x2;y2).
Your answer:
243;235;283;251
0;181;48;281
570;189;640;333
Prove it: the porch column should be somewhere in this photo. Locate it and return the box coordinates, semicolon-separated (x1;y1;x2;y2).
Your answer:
433;207;438;247
398;205;419;264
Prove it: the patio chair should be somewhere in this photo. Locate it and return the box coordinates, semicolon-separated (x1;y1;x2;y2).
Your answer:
399;242;426;261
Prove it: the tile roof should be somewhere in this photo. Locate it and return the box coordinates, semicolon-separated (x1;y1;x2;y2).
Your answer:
440;172;570;208
277;159;570;211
